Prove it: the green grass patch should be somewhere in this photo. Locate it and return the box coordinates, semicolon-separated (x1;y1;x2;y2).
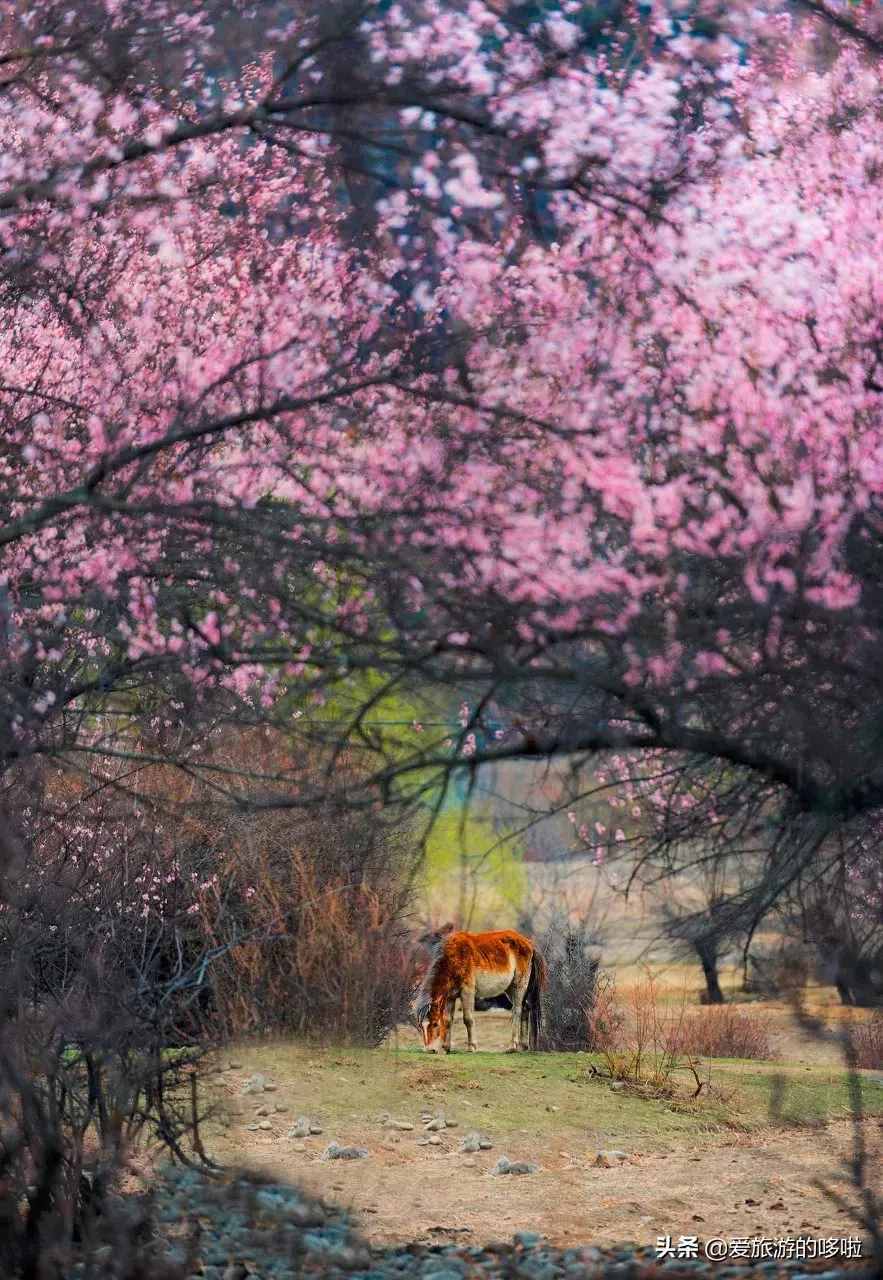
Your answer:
208;1040;883;1150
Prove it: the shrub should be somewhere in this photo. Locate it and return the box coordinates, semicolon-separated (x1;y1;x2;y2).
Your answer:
180;732;420;1044
849;1015;883;1070
0;812;213;1280
589;972;686;1089
520;911;601;1051
668;1005;774;1060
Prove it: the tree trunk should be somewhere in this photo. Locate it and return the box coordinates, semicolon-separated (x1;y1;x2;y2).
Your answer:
695;939;725;1004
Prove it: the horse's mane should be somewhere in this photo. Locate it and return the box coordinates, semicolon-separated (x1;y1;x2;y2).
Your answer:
413;943;442;1019
413;923;455;1020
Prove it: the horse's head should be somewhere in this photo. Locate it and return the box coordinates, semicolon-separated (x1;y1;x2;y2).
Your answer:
419;999;450;1054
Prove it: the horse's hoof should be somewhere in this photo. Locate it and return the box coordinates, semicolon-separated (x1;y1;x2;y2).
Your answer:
505;1045;518;1053
467;1045;478;1053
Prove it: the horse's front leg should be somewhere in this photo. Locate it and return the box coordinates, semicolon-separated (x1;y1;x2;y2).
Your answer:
444;997;456;1052
460;986;477;1052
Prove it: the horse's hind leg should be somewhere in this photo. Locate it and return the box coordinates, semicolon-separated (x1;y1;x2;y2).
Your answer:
460;986;477;1052
507;968;531;1052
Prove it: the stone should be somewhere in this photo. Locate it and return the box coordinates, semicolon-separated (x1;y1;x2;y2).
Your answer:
609;1082;625;1092
514;1231;542;1248
459;1131;492;1153
322;1142;368;1160
258;1119;273;1131
241;1073;267;1094
309;1122;323;1134
595;1150;629;1168
424;1116;447;1131
290;1141;306;1152
289;1116;312;1138
492;1156;537;1175
255;1105;269;1116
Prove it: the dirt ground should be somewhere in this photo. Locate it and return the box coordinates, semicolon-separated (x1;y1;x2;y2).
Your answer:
203;996;883;1251
209;1118;880;1249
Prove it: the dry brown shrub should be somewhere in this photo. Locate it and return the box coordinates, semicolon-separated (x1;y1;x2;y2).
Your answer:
668;1005;774;1060
174;729;421;1044
850;1015;883;1070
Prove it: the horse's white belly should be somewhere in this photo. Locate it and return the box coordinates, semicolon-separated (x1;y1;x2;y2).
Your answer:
474;965;515;998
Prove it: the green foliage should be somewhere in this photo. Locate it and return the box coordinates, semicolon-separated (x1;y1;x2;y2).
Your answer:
418;806;528;928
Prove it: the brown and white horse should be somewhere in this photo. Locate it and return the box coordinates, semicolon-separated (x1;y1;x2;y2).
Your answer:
415;929;546;1054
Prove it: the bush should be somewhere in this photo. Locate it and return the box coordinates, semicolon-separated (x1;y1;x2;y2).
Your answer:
850;1015;883;1070
520;912;601;1051
669;1005;774;1060
0;730;419;1273
180;732;420;1044
0;812;213;1280
588;972;685;1089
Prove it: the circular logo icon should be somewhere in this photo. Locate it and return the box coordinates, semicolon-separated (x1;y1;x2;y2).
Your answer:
705;1238;728;1261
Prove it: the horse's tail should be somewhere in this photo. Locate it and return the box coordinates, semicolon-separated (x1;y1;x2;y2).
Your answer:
526;947;547;1051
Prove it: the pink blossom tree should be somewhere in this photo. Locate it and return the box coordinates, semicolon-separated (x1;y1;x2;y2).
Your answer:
1;0;881;892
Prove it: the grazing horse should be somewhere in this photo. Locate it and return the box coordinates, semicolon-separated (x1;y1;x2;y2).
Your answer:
415;929;546;1054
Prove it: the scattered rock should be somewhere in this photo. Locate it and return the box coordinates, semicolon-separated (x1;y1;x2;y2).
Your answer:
290;1141;306;1152
322;1142;368;1160
241;1073;267;1095
244;1123;260;1132
514;1231;542;1248
595;1150;630;1168
424;1116;447;1131
254;1105;269;1116
609;1082;625;1092
492;1156;538;1175
257;1120;273;1131
459;1131;492;1153
289;1116;317;1138
226;1061;243;1070
274;1104;287;1113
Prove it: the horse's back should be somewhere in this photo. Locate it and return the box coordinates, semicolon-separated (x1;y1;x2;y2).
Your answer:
443;929;535;977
